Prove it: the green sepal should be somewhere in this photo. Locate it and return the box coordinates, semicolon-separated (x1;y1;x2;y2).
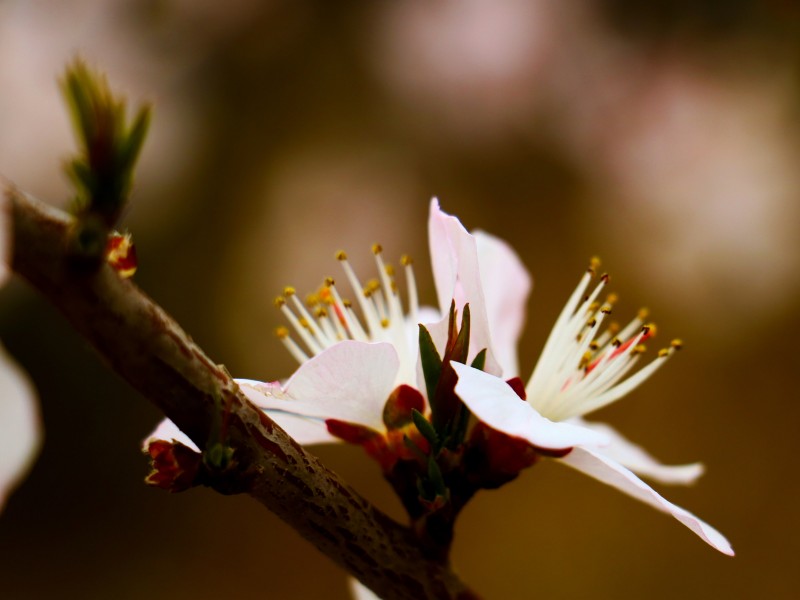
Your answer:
411;408;439;449
470;348;487;371
402;435;429;463
427;456;447;498
418;324;442;411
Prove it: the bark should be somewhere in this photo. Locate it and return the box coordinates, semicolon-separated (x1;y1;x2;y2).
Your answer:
6;183;478;600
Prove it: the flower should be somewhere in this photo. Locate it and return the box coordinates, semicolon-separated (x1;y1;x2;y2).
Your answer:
188;199;522;443
0;192;41;513
449;255;733;554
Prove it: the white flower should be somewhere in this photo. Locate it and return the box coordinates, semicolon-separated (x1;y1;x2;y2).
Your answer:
449;255;733;555
148;198;523;447
0;193;41;513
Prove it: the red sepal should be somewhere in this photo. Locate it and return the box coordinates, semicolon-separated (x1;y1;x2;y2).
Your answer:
383;384;426;429
145;439;202;492
505;377;526;400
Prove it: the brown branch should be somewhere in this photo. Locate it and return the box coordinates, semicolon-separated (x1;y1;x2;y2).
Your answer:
7;183;478;600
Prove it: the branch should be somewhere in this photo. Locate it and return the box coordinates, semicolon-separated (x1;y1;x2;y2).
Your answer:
7;183;478;600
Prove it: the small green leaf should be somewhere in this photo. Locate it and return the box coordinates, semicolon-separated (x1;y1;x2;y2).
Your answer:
411;408;438;448
451;303;471;364
470;348;487;371
427;456;447;497
402;435;429;462
418;324;442;409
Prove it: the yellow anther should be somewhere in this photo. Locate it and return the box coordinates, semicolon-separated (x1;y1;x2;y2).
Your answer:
607;322;621;335
274;296;286;308
343;299;352;308
579;351;593;369
638;307;650;320
366;279;381;293
336;250;348;261
589;256;602;271
658;348;671;358
644;323;657;337
372;243;383;255
401;254;413;266
384;264;395;277
305;293;319;307
671;339;683;350
589;341;599;350
588;301;600;312
380;318;390;328
611;337;622;348
275;326;289;339
324;277;335;287
299;318;310;329
600;304;612;314
315;307;328;318
587;318;597;328
283;286;296;296
390;281;398;293
606;293;619;305
632;344;647;355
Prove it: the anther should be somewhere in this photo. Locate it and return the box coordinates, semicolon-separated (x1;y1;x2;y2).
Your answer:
372;243;383;255
401;255;413;266
638;308;650;320
274;296;286;308
606;293;619;305
671;339;683;350
305;293;319;307
324;277;335;287
275;326;289;339
380;319;390;328
658;348;671;358
299;318;310;329
336;250;347;261
283;286;296;296
384;264;395;277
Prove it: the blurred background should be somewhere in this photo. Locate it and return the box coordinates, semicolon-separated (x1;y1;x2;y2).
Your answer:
1;0;799;598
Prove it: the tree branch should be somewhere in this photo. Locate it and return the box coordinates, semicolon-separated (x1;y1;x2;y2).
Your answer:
7;183;478;600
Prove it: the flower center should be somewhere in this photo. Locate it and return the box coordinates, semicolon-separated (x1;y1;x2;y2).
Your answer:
527;258;681;422
274;244;421;386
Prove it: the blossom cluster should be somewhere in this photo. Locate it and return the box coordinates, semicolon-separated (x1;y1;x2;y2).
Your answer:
148;199;732;556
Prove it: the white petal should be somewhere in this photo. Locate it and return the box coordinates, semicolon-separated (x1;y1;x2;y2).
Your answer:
142;418;199;452
236;381;339;445
560;446;733;555
236;340;399;432
474;230;531;378
428;198;501;375
451;362;608;451
0;344;40;511
348;577;381;600
571;418;704;485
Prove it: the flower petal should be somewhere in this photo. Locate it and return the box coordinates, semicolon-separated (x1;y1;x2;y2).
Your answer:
236;340;399;433
237;381;339;445
348;577;381;600
0;344;40;511
560;446;733;555
474;230;531;378
142;418;199;452
571;418;704;485
451;362;608;451
428;198;501;375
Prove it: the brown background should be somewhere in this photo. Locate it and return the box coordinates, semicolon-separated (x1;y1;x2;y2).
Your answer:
1;1;799;598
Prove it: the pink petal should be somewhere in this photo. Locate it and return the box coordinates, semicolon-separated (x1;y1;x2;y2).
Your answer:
348;578;381;600
451;362;608;451
237;381;339;445
571;418;704;485
236;340;399;433
560;446;734;555
473;231;531;378
428;198;501;375
0;344;40;511
142;418;199;452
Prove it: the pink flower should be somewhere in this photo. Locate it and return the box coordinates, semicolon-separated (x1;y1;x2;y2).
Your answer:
0;194;41;512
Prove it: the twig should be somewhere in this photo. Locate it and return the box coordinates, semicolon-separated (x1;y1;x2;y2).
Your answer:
7;183;478;600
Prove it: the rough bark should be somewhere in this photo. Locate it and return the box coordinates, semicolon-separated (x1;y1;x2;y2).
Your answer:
7;183;478;600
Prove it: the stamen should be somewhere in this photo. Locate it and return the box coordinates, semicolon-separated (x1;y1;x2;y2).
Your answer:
275;326;309;364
